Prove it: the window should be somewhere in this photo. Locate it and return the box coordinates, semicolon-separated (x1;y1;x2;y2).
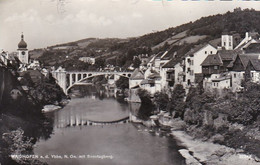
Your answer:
187;79;191;85
213;83;215;86
217;83;218;87
229;42;231;46
224;42;226;46
214;66;218;69
205;51;207;54
191;60;194;65
234;73;236;78
190;70;194;76
210;51;213;54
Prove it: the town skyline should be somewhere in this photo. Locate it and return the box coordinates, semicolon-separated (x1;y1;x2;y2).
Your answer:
1;0;260;52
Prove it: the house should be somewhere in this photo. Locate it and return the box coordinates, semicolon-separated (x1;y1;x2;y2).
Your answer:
235;32;259;50
221;31;241;50
203;73;231;91
160;59;175;89
129;68;144;89
79;56;95;65
182;43;218;88
201;54;224;76
28;59;40;70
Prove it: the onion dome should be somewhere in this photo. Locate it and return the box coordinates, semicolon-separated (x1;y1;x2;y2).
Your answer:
18;34;27;49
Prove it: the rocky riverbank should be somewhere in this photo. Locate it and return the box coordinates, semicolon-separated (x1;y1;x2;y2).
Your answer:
132;111;260;165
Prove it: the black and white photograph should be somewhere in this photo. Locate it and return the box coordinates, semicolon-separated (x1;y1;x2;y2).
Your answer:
1;0;260;164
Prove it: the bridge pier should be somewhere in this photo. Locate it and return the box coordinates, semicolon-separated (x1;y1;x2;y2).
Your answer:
52;68;133;95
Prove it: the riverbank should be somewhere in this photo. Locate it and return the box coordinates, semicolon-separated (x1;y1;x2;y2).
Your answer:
0;67;67;164
170;119;260;165
131;110;260;165
156;115;260;165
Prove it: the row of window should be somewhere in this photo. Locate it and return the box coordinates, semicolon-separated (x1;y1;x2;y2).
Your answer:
205;51;213;54
223;42;232;47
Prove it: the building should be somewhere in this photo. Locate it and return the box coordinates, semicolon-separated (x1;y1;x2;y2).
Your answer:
182;43;218;88
129;68;144;89
79;57;95;65
0;51;9;66
17;33;29;64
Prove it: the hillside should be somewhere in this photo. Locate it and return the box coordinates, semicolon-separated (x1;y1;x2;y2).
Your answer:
34;8;260;71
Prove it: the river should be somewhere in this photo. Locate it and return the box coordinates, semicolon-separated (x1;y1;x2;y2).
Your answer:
34;86;185;165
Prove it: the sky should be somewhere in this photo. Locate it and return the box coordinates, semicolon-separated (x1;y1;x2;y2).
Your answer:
1;0;260;52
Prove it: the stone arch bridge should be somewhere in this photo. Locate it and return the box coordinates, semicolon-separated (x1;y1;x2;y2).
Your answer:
52;68;132;95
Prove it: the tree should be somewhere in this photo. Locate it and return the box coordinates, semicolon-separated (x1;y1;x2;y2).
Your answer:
137;89;154;120
115;77;129;89
133;57;141;68
154;91;169;111
167;84;185;118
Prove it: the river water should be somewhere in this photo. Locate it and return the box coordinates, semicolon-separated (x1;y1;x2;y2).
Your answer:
34;86;185;165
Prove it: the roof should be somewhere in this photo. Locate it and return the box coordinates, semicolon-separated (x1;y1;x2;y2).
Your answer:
244;42;260;54
162;59;175;68
186;43;216;57
140;79;155;85
212;76;231;82
148;72;161;79
161;51;172;60
217;50;239;61
201;54;223;66
208;38;221;49
228;54;260;71
18;34;27;49
130;68;144;80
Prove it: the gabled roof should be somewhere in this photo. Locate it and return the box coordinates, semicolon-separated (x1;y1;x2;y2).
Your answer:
140;79;155;85
228;54;260;71
201;54;223;66
208;38;221;48
244;42;260;54
212;74;231;82
148;72;161;79
162;59;175;68
130;68;144;80
161;51;172;60
217;50;239;61
186;43;216;57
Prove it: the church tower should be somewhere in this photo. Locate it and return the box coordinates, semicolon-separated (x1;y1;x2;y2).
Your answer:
17;33;29;64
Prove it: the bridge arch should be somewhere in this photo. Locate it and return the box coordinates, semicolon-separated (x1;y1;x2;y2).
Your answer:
65;72;132;95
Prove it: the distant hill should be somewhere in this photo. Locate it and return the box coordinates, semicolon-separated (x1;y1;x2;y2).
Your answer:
36;8;260;71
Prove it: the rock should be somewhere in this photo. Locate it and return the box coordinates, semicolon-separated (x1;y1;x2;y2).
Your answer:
210;134;224;143
42;105;61;113
179;149;202;165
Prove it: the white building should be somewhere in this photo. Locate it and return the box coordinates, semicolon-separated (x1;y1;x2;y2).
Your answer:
129;68;144;89
0;51;9;66
79;57;95;65
183;43;217;88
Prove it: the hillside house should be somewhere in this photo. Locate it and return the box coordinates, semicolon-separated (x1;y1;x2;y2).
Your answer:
129;69;144;89
160;59;175;89
181;43;218;88
203;73;231;91
235;32;260;50
79;57;95;65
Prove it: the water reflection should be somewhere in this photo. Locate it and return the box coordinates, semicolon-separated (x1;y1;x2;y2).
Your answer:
34;85;185;165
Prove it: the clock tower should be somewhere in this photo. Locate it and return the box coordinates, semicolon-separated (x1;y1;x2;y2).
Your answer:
17;33;29;64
